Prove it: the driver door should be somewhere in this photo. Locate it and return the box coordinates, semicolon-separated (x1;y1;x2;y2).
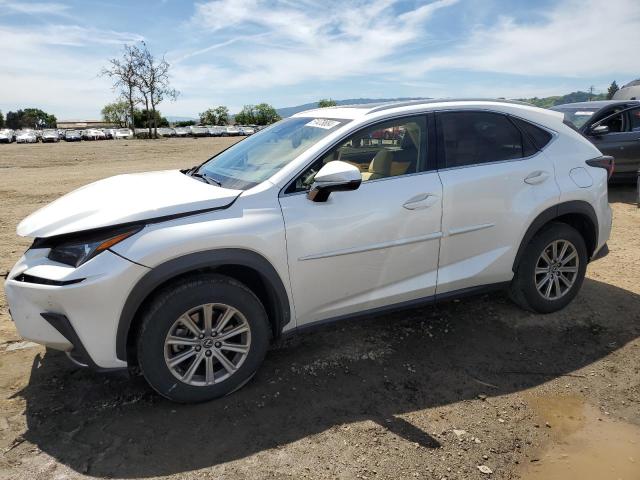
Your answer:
278;115;443;326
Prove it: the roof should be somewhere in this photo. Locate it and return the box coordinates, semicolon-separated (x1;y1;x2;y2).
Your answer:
292;98;537;120
622;79;640;88
550;100;639;109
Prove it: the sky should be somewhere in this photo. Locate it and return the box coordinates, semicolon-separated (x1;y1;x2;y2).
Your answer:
0;0;638;120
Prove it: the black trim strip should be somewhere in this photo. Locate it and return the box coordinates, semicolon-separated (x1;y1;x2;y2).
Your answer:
41;312;98;369
12;273;85;286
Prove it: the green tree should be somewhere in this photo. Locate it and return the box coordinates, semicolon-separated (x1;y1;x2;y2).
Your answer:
199;108;217;125
317;98;337;108
607;80;619;100
0;110;4;128
214;105;229;125
101;100;131;127
133;109;169;128
254;103;280;125
174;120;196;127
234;105;256;125
5;108;56;129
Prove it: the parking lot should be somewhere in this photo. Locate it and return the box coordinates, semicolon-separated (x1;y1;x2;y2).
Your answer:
0;138;639;480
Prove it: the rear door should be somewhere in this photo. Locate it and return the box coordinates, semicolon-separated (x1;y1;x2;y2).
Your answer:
435;110;560;295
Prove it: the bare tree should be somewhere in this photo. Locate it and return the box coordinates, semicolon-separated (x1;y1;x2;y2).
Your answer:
101;45;140;130
132;42;179;138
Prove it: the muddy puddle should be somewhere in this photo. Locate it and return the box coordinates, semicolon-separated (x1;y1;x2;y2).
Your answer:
520;394;640;479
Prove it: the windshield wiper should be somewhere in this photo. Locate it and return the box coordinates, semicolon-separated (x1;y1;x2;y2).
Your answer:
189;170;222;187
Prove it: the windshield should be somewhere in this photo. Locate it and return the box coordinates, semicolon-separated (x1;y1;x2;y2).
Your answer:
552;107;597;129
197;117;347;189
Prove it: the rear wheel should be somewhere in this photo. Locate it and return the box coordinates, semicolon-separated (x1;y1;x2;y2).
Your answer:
510;222;588;313
137;274;271;403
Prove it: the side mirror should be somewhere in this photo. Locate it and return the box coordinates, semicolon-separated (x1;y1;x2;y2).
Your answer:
307;160;362;202
590;124;609;136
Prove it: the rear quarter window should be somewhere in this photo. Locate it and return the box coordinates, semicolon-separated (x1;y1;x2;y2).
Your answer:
511;117;553;150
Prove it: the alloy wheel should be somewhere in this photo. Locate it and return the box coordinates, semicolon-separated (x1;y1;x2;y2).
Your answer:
534;239;579;301
164;303;251;386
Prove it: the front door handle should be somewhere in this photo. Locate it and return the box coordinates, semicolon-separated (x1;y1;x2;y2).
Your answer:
403;193;438;210
524;170;550;185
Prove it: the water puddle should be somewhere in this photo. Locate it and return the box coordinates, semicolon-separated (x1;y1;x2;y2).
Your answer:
520;394;640;479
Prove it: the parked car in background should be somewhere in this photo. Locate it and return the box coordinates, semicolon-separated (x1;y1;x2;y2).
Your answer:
551;100;640;182
239;126;255;136
102;129;117;140
15;130;38;143
41;129;60;143
190;126;209;137
0;129;14;143
174;127;190;137
223;125;241;136
64;130;82;142
157;127;176;137
82;129;105;141
114;128;133;140
207;126;225;137
4;99;612;403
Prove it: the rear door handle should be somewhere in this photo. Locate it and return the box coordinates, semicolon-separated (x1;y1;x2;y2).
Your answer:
403;193;438;210
524;170;550;185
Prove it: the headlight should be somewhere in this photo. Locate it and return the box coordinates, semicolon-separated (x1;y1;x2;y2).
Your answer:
46;226;142;267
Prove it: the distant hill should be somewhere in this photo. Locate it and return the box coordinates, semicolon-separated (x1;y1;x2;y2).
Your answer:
518;91;608;108
276;97;429;118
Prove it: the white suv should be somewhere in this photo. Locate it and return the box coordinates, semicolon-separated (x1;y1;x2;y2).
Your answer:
4;100;612;403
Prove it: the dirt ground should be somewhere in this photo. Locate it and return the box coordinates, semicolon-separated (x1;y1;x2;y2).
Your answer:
0;138;638;480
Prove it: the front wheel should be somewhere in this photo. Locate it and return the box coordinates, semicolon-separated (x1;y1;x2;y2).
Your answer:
137;274;271;403
510;222;588;313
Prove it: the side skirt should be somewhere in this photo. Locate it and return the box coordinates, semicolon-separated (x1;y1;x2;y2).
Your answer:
285;281;511;337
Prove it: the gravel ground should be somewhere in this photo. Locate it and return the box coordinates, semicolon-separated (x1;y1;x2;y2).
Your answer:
0;138;638;480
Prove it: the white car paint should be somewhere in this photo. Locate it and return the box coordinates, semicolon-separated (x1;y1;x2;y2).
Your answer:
17;170;241;238
4;99;612;371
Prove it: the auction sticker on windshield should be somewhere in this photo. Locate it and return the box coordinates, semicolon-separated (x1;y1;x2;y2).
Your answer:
305;119;341;129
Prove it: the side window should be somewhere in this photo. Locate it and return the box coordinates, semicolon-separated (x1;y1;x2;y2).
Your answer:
511;117;553;151
628;108;640;132
290;116;427;192
439;111;526;168
598;108;625;133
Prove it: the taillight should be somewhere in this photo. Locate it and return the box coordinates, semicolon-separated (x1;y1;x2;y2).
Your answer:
586;156;615;179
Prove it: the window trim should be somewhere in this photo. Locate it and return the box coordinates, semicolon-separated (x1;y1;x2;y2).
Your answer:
280;112;436;197
435;109;557;171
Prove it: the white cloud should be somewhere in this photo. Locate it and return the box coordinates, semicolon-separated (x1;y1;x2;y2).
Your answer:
175;0;458;93
0;24;144;118
0;1;70;16
404;0;640;77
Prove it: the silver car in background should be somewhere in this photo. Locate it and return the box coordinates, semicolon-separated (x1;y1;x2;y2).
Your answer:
114;128;133;140
190;126;209;137
16;130;38;143
41;129;60;143
223;125;241;136
0;129;14;143
157;127;176;137
174;127;190;137
64;130;82;142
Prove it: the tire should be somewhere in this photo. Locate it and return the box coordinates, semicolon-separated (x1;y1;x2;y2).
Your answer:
509;222;588;313
137;274;271;403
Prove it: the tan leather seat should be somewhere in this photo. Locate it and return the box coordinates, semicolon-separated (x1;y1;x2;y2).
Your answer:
362;150;393;181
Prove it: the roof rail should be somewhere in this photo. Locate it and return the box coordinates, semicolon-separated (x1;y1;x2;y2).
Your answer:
365;98;534;114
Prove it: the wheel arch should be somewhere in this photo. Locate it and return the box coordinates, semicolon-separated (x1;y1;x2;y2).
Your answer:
513;200;598;273
116;249;291;363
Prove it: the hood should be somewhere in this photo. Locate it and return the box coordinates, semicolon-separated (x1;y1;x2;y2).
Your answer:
17;170;242;238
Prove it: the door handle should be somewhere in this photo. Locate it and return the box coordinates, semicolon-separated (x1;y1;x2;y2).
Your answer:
524;170;550;185
403;193;438;210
